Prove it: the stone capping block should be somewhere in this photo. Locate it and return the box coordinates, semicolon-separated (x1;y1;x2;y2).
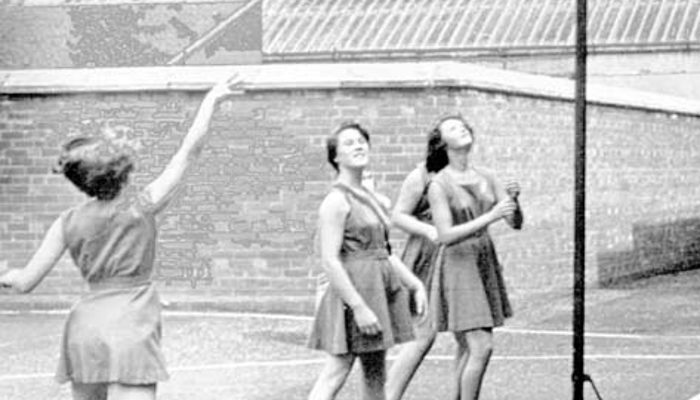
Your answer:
2;61;700;117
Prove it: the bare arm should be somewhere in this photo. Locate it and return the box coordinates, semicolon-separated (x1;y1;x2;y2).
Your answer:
391;167;437;241
144;75;244;213
319;191;383;335
319;191;366;309
428;181;515;245
0;217;67;293
387;254;422;291
387;254;427;316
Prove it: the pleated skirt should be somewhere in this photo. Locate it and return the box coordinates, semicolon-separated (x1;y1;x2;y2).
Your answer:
55;281;169;384
308;250;414;354
432;234;512;332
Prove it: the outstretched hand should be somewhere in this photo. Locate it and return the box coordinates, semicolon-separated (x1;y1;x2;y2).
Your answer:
209;72;246;99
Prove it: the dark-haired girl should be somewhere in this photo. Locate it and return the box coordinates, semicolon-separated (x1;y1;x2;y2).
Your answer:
385;143;446;400
307;123;427;400
0;75;243;400
427;116;522;400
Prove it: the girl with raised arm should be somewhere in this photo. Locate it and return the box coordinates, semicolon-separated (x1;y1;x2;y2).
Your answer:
385;135;447;400
427;115;522;400
0;74;243;400
307;122;428;400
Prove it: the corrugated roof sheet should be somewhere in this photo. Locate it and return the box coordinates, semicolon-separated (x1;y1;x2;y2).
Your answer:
263;0;700;58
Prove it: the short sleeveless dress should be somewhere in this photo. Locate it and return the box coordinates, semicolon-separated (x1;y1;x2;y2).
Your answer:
308;185;414;355
55;194;169;384
431;170;512;332
399;167;440;337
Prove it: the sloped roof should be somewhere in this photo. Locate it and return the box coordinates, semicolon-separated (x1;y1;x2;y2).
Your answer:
1;0;698;68
263;0;700;59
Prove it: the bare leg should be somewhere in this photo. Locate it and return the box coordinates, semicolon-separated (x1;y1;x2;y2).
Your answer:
71;382;107;400
457;329;493;400
107;383;156;400
309;354;355;400
451;332;470;400
386;333;436;400
358;350;386;400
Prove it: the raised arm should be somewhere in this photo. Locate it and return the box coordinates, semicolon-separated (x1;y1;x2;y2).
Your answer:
319;190;382;336
143;74;244;213
428;180;515;245
391;167;437;241
0;216;67;293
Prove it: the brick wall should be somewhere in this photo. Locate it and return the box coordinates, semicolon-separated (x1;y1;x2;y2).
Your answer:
1;64;699;314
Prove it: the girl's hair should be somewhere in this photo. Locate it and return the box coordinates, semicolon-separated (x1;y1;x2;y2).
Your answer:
53;136;134;201
325;122;371;172
425;115;474;173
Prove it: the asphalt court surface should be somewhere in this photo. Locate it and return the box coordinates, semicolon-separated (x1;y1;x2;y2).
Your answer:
3;269;700;400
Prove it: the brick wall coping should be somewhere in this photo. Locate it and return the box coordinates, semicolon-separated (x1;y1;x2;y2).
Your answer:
2;61;699;116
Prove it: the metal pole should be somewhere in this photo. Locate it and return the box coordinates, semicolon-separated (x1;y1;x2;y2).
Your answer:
573;0;588;399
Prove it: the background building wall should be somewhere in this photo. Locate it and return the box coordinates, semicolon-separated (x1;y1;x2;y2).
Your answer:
1;63;699;314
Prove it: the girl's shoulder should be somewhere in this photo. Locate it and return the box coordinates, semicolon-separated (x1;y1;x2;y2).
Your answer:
405;164;432;186
471;166;500;191
431;168;450;185
472;166;496;181
319;187;351;215
370;190;391;210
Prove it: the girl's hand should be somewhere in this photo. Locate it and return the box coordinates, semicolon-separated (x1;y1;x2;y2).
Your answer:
505;181;521;199
412;283;428;321
210;73;246;99
490;197;517;221
424;226;439;244
352;303;382;336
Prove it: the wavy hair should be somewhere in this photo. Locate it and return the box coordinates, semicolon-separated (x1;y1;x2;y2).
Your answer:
53;136;134;201
425;115;474;173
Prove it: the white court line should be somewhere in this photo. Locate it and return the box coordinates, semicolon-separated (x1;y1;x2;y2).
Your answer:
500;327;700;340
5;353;700;382
164;310;314;322
0;309;68;316
4;309;700;340
0;334;61;349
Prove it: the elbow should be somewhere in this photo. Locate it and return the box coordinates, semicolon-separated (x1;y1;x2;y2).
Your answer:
390;212;405;229
1;272;31;293
436;231;452;245
183;145;203;163
190;143;205;158
390;211;400;225
16;279;35;293
13;282;32;294
320;256;340;273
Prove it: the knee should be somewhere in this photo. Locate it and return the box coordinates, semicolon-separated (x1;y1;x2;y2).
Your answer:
471;338;493;361
465;331;494;361
314;356;353;388
417;334;437;351
325;363;353;384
